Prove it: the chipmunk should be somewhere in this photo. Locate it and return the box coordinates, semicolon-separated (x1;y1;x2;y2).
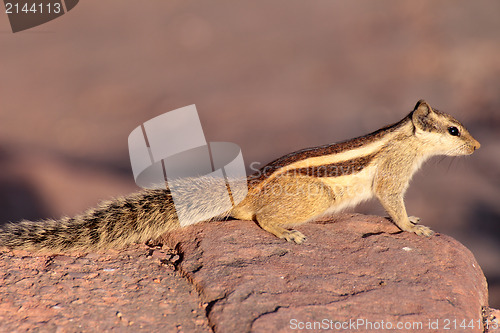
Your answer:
0;100;480;252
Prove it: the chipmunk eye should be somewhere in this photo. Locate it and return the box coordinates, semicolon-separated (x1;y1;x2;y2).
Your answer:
448;126;460;136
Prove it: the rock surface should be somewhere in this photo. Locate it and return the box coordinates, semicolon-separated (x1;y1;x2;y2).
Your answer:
0;214;497;332
164;214;491;332
0;245;210;332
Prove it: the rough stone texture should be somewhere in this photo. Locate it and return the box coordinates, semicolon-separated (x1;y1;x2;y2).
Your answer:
164;214;491;333
0;214;497;332
0;245;210;333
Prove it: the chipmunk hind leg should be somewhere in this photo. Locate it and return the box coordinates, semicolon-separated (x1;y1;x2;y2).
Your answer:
252;176;334;244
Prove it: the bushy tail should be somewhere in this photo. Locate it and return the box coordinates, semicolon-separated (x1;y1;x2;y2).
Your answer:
0;189;180;252
0;176;249;253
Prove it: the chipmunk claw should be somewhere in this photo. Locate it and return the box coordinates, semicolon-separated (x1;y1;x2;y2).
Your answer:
411;224;434;236
284;230;306;244
406;216;434;236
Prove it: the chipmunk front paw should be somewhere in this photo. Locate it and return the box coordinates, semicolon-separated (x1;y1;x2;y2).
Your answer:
283;229;306;244
406;216;434;236
410;224;434;236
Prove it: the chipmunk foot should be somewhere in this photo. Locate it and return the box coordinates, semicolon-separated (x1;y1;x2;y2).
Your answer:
408;219;434;236
283;229;306;244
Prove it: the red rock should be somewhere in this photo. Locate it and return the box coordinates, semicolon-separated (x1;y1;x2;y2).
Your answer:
0;214;496;332
163;214;492;333
0;245;211;332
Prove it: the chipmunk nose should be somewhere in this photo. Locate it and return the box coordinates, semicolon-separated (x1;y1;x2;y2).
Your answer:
473;139;480;150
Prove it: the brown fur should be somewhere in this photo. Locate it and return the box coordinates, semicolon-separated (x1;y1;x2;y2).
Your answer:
286;152;378;177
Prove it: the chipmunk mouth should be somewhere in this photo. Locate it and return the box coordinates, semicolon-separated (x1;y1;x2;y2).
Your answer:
463;144;479;155
447;145;476;156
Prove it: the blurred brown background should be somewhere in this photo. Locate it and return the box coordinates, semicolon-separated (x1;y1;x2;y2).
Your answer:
1;1;499;307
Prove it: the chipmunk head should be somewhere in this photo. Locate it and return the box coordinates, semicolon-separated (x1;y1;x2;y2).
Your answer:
411;100;480;156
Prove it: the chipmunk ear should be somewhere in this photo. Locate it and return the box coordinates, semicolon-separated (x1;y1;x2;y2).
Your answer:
412;99;434;131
